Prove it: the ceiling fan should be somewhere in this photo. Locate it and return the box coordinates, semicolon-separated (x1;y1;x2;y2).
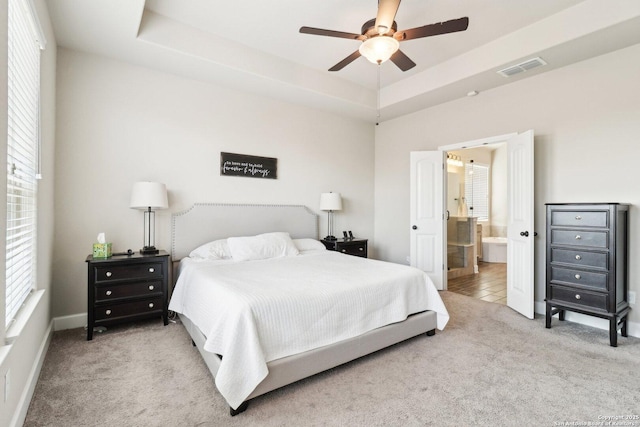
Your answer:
300;0;469;72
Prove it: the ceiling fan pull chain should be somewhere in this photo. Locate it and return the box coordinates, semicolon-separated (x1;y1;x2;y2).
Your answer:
376;64;381;125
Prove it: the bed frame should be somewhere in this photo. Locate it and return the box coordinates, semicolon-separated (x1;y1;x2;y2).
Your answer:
171;203;438;415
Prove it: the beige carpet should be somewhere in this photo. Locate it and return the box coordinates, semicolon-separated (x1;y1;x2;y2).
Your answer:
24;291;640;426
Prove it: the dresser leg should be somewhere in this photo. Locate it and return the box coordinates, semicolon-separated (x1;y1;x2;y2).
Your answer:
545;304;552;328
621;316;628;337
609;317;618;347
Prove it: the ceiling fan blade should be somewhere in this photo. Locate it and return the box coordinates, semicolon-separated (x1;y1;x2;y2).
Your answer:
390;49;416;72
395;17;469;41
300;26;364;40
375;0;401;34
328;51;362;71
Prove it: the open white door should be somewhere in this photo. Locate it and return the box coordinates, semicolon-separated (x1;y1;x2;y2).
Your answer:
410;151;445;290
506;130;535;318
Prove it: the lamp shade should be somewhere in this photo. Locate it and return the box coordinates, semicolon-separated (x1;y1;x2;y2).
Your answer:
359;36;399;64
130;182;168;210
319;192;342;211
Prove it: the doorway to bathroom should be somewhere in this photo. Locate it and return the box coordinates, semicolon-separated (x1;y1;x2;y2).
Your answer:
446;144;508;305
410;131;534;318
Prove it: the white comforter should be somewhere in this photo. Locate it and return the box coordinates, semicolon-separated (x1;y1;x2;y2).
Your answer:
169;251;449;409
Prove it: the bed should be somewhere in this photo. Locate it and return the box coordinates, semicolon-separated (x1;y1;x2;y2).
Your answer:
168;203;449;415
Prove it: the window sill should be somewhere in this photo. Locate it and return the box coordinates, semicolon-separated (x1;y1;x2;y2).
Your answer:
5;289;46;345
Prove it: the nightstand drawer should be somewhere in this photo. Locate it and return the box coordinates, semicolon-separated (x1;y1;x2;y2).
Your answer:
550;267;608;290
94;262;164;283
95;280;163;303
550;210;608;228
94;297;163;322
550;248;608;270
550;230;608;249
339;243;367;257
549;286;608;311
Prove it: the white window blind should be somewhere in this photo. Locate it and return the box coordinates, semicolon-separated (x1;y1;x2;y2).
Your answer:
6;0;43;327
464;162;489;221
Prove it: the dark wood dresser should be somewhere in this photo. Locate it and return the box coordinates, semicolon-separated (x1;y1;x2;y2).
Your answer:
86;251;170;340
321;238;368;258
545;203;630;346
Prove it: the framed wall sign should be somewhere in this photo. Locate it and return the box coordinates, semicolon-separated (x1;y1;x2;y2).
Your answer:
220;152;277;179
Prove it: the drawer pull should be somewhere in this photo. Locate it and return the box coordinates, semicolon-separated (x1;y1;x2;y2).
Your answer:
106;271;112;277
575;215;582;220
359;247;364;251
575;255;581;260
575;294;581;300
105;290;112;296
575;235;581;240
148;303;154;309
148;267;155;273
105;309;112;315
342;249;347;253
148;285;155;291
575;274;581;280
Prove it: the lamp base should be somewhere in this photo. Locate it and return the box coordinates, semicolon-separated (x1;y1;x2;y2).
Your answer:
140;246;159;255
324;235;337;241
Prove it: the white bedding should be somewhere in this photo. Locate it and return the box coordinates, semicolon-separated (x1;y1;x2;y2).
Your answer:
169;250;449;409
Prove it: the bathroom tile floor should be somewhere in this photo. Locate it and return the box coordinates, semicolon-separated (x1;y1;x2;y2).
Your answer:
447;261;507;305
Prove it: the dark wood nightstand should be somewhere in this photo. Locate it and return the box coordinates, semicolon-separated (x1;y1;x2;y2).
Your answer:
85;250;170;340
322;238;368;258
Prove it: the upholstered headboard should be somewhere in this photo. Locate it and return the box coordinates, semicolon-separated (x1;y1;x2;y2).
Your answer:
171;203;318;260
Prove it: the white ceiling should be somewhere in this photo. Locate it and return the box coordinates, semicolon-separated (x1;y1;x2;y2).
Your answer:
47;0;640;122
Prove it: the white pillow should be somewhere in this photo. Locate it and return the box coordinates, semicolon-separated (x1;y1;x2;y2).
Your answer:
227;232;299;261
189;239;232;260
293;238;326;252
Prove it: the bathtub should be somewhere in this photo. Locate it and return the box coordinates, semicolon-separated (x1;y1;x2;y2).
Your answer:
481;237;507;263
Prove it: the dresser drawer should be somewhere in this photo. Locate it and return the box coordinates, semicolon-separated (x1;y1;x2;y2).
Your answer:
550;267;608;290
549;285;608;311
339;243;367;257
95;280;163;303
94;297;163;322
94;262;164;283
550;248;608;270
550;230;608;249
550;210;608;228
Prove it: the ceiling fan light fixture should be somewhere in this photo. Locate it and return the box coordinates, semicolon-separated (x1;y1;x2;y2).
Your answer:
359;36;399;64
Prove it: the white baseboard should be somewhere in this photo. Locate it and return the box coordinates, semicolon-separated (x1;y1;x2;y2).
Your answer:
52;313;87;331
535;301;639;339
10;320;53;427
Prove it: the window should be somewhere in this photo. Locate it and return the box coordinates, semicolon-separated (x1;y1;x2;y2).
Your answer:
464;162;489;221
6;0;44;327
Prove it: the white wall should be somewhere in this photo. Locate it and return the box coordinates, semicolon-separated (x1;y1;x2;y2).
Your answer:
0;1;56;425
374;42;640;326
52;48;375;319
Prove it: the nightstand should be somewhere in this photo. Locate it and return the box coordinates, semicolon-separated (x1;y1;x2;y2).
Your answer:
322;238;368;258
86;250;170;340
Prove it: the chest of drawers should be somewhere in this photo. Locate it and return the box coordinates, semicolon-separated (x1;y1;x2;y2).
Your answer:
545;203;630;346
86;251;170;340
321;238;368;258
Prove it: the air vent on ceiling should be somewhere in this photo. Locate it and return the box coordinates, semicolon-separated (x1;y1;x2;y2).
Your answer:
497;57;547;78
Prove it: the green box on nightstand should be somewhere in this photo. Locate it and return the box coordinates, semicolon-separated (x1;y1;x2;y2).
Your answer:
92;243;112;258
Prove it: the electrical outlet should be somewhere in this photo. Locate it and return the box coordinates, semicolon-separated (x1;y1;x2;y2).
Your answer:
629;291;636;305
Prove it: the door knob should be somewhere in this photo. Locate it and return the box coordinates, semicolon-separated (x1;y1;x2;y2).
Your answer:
412;225;418;230
520;231;529;237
